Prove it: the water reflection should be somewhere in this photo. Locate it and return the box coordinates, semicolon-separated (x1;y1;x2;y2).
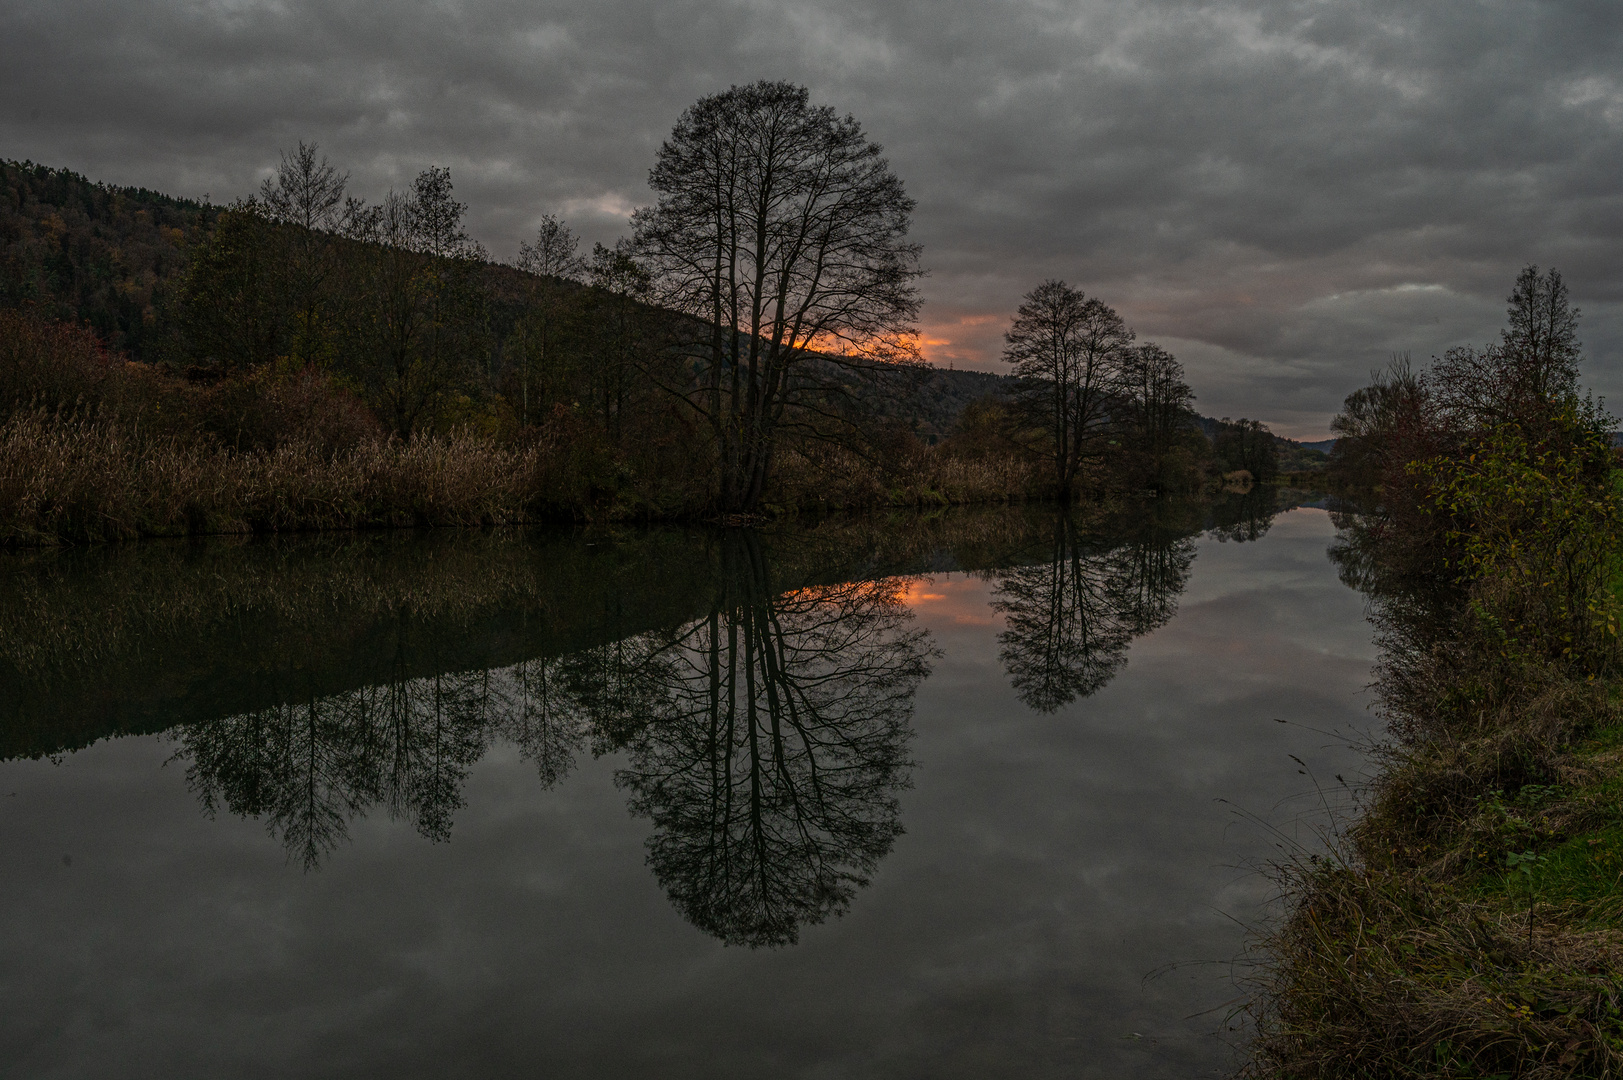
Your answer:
1;496;1304;945
182;670;494;869
993;512;1196;712
1208;483;1285;543
617;532;933;946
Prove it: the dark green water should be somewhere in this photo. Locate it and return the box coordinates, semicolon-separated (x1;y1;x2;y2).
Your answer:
0;499;1374;1078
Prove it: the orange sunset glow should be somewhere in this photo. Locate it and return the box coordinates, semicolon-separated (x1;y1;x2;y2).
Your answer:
913;313;1006;370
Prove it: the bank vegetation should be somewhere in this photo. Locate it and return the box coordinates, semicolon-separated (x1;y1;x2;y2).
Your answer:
1246;266;1623;1078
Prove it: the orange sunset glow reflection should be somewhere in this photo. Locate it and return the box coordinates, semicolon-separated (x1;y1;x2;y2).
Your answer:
895;574;1001;626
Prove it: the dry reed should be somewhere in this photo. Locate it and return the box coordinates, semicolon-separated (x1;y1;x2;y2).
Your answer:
0;409;548;546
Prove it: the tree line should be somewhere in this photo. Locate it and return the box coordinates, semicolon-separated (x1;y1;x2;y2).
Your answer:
3;80;1291;530
956;277;1280;497
1253;266;1623;1075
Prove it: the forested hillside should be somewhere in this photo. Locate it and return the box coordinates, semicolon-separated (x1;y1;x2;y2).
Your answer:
0;161;217;359
0;158;1008;439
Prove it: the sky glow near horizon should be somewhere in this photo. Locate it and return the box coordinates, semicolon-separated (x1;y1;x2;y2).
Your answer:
3;0;1620;438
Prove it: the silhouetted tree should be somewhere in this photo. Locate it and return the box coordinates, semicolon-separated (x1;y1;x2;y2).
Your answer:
508;215;587;426
1325;265;1606;606
258;141;350;368
170;201;286;372
1430;265;1582;434
586;241;656;445
1002;280;1134;498
632;80;924;513
1119;341;1198;490
1326;355;1427;489
1214;417;1279;483
343;167;489;436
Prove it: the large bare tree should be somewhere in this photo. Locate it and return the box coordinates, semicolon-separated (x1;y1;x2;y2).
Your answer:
632;80;923;514
1002;281;1134;499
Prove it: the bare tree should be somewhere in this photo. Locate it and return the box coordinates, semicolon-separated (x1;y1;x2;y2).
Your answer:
259;141;348;233
344;168;487;437
585;241;658;444
517;214;588;281
1002;280;1134;499
1120;341;1195;488
259;142;349;367
507;215;587;426
632;80;924;513
1429;265;1584;433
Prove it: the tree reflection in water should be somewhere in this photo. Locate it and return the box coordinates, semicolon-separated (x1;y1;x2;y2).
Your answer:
183;668;491;870
614;532;934;947
175;531;935;947
993;512;1196;713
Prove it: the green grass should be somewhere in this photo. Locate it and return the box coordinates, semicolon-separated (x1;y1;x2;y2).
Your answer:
1511;824;1623;908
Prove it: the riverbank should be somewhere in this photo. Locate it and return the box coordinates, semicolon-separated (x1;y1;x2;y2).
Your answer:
1245;426;1623;1068
0;403;1060;546
1247;656;1623;1076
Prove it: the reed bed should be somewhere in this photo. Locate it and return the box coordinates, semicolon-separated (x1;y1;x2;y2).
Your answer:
0;409;548;546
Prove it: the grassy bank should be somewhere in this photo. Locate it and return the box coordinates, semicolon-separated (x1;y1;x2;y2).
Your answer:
1245;269;1623;1078
1247;655;1623;1077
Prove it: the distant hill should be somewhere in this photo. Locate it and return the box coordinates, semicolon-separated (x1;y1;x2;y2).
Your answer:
1195;414;1329;471
1;160;218;359
883;368;1008;440
888;382;1334;468
0;158;1333;466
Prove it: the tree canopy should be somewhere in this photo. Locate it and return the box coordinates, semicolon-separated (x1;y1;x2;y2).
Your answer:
633;80;924;512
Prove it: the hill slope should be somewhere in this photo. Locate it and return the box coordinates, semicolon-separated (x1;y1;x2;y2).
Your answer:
1;161;218;359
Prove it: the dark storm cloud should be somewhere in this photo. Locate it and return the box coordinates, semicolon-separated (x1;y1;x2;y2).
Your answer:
4;0;1621;435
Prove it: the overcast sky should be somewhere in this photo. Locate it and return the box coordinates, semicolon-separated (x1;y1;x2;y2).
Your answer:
4;0;1620;437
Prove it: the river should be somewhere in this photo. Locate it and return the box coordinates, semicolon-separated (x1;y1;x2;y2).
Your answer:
0;499;1374;1078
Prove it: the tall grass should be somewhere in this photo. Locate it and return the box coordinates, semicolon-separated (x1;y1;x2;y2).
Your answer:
768;441;1045;511
1243;415;1623;1078
0;408;548;545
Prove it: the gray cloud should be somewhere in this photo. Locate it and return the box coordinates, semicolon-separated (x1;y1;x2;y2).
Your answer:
4;0;1620;436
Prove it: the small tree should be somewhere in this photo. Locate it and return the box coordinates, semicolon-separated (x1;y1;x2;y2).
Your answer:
632;80;923;513
344;167;488;437
508;215;587;426
1001;280;1134;498
1120;341;1197;488
171;200;283;372
586;241;654;445
1327;355;1428;489
258;142;349;367
1214;418;1279;483
1429;266;1582;434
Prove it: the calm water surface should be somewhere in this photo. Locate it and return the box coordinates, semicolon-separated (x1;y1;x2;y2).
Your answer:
0;503;1374;1078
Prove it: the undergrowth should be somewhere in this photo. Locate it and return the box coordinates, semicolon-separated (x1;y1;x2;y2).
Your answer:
1244;409;1623;1078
